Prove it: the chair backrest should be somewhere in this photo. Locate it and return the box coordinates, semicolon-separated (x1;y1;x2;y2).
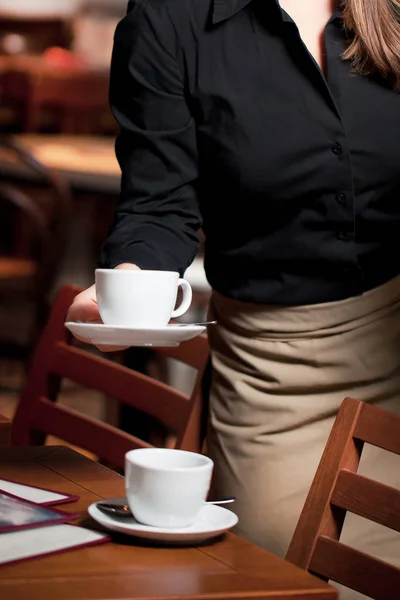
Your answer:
11;284;210;470
0;182;51;286
0;181;49;250
286;397;400;599
0;136;71;295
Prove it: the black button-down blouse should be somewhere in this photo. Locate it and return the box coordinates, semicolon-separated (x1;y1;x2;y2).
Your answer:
100;0;400;305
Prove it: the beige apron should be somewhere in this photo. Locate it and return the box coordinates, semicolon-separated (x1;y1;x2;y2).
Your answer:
207;275;400;600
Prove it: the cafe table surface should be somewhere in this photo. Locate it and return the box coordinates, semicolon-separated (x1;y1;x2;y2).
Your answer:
0;446;337;600
0;134;120;195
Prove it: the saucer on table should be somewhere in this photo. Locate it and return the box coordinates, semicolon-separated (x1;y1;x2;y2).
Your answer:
88;498;238;544
64;322;206;347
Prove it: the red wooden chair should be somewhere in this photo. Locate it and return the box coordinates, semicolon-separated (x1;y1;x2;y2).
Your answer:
11;284;210;471
286;397;400;600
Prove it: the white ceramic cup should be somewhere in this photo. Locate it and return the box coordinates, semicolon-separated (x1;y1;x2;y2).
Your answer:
125;448;214;528
95;269;192;328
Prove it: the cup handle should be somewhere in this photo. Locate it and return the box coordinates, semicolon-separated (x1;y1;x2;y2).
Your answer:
171;278;192;319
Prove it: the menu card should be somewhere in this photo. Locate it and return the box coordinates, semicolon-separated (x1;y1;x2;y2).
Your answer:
0;490;78;533
0;524;109;566
0;483;110;566
0;478;79;506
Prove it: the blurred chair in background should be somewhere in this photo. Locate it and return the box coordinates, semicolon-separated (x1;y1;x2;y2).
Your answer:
0;137;71;362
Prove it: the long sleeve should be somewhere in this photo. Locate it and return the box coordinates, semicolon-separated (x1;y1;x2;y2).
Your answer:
100;0;201;274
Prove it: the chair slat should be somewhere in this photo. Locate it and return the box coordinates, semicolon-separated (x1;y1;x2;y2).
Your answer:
33;397;150;468
50;342;190;433
310;536;400;600
332;470;400;533
354;403;400;455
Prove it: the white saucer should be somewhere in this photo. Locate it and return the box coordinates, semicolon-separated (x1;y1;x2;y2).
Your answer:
65;322;206;347
88;498;238;544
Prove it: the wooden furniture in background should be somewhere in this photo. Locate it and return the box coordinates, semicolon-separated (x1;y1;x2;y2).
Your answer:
0;133;119;261
11;284;210;470
0;412;10;446
0;134;120;194
0;445;338;600
0;135;71;260
0;55;115;135
286;397;400;600
0;183;49;359
0;137;71;359
0;14;72;56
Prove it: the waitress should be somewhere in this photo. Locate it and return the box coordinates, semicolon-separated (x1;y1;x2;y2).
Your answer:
67;0;400;586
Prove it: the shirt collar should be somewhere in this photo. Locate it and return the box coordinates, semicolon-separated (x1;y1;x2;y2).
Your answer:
212;0;253;24
212;0;343;25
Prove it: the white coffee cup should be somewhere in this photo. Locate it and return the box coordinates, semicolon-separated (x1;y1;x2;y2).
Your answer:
95;269;192;328
125;448;214;528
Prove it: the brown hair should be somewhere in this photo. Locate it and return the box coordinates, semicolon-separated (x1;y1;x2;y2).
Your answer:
342;0;400;89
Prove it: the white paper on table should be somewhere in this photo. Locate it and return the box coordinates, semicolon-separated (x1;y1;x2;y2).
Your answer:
0;479;76;505
0;524;109;566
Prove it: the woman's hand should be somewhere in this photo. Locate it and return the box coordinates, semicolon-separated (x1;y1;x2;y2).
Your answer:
66;263;140;352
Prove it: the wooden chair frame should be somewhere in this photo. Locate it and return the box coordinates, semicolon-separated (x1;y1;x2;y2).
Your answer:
286;397;400;600
11;284;210;471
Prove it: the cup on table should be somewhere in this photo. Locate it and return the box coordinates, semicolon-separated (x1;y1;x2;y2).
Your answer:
95;269;192;328
125;448;214;528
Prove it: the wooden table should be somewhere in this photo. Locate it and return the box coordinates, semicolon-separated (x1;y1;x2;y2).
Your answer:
0;446;338;600
0;134;120;195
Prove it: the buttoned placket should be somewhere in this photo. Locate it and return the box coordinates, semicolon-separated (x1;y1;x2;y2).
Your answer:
277;7;363;287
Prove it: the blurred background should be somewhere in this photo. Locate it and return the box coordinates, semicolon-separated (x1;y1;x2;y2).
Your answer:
0;0;210;452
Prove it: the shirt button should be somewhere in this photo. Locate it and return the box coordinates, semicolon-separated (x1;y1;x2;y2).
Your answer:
332;144;342;155
337;231;354;242
337;192;347;204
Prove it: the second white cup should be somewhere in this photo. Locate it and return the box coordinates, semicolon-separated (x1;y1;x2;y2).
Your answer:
125;448;214;528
